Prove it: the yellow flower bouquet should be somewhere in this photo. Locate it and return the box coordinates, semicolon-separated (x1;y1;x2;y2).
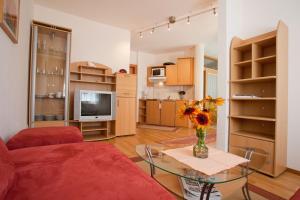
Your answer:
179;96;224;158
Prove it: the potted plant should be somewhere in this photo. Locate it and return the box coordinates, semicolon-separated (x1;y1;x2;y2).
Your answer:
178;91;186;100
179;97;224;158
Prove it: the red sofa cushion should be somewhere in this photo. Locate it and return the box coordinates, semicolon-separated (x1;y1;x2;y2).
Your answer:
6;126;83;150
6;142;175;200
0;139;15;199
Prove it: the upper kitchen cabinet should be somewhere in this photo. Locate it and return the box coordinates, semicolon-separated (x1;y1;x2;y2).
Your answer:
164;58;194;86
165;64;177;85
28;21;71;128
177;57;194;85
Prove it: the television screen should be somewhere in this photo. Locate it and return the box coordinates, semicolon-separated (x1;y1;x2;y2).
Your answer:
80;92;111;116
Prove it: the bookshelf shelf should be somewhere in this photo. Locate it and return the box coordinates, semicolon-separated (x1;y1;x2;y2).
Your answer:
70;79;116;85
230;76;276;83
230;115;276;122
230;97;276;101
255;55;276;63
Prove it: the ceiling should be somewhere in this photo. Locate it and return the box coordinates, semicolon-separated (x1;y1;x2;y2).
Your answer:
34;0;218;55
131;11;218;55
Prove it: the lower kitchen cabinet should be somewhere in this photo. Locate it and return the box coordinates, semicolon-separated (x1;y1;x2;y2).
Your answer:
143;100;189;127
146;100;160;125
161;101;176;126
175;100;189;127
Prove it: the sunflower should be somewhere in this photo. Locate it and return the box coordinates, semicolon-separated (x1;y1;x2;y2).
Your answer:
215;97;224;106
178;105;197;118
195;111;211;129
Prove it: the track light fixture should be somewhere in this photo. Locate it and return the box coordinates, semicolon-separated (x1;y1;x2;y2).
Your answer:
150;27;154;34
137;7;217;38
213;8;218;16
187;16;191;24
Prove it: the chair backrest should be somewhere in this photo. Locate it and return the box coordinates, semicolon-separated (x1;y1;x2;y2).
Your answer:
0;138;15;199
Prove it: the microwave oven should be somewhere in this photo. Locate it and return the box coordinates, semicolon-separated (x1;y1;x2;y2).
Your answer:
151;67;165;77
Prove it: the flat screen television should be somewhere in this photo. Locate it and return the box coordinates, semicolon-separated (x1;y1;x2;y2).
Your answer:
74;90;115;121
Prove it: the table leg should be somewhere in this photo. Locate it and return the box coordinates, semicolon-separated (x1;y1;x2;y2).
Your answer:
145;145;156;177
199;183;215;200
242;182;251;200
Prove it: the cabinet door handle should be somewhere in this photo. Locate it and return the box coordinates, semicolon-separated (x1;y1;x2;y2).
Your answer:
117;99;119;107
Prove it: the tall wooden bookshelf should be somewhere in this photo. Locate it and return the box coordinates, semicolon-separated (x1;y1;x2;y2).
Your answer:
229;21;288;177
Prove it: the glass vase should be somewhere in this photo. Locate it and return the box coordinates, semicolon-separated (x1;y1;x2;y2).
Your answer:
193;128;208;158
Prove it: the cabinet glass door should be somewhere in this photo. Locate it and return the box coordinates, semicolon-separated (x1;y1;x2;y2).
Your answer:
30;24;71;127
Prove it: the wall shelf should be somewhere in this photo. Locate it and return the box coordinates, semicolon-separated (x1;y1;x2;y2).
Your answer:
70;71;116;78
70;79;116;85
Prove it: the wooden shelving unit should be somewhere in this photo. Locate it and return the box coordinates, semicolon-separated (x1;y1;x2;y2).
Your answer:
69;62;117;141
138;99;147;124
229;21;288;177
68;62;137;141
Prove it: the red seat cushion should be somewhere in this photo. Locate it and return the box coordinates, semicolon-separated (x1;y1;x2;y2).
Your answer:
0;139;15;199
290;188;300;200
6;142;175;200
6;126;83;150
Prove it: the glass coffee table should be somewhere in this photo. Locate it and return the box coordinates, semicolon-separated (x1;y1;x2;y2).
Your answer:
136;144;266;200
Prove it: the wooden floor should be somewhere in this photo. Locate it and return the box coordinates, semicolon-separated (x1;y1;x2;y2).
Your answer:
103;127;300;199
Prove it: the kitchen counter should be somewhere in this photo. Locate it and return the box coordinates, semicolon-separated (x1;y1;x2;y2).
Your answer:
138;99;189;127
140;99;191;101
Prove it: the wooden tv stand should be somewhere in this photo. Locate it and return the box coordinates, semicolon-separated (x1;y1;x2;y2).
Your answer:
69;61;136;141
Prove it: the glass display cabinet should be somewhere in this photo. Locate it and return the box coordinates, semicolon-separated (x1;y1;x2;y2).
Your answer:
29;21;71;127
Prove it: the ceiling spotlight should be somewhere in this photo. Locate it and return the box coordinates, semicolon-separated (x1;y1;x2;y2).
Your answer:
150;28;154;34
187;16;191;25
213;8;218;16
139;32;143;39
168;16;176;24
167;23;171;31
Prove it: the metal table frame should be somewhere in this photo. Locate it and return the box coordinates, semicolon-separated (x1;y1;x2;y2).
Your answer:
144;145;255;200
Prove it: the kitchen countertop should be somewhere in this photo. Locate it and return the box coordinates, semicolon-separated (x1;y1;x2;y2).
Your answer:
139;99;191;101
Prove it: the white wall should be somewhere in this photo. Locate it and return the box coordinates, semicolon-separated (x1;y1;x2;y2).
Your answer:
130;51;156;99
33;5;130;72
218;0;300;170
0;0;33;140
155;49;194;64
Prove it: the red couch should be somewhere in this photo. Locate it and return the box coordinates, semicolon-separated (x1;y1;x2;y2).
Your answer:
0;132;175;200
6;126;83;150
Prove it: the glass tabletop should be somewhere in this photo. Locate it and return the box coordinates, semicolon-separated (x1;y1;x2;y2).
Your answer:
136;144;266;184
